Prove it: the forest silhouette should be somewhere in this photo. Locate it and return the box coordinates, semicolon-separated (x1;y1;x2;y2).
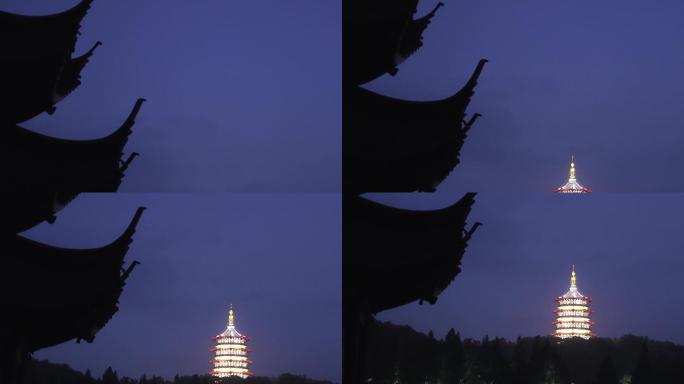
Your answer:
364;321;684;384
21;360;332;384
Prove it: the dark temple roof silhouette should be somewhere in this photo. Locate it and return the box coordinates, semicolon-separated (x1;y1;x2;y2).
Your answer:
0;0;95;123
0;2;146;382
343;194;481;383
345;0;444;85
344;193;481;313
0;207;144;353
2;98;145;194
343;2;489;382
344;59;487;193
0;0;92;56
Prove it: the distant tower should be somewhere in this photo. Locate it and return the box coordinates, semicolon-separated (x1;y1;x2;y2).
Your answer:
209;305;253;379
554;156;592;193
552;266;595;339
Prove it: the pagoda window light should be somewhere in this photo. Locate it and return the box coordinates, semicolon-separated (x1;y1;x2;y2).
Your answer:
554;156;592;193
552;265;596;340
209;304;253;379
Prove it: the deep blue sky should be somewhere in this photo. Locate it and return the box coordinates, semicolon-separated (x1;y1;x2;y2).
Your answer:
23;193;341;382
365;0;684;192
367;193;684;344
5;0;340;191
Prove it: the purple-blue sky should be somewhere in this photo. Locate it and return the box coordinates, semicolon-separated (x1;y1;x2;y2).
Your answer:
367;193;684;344
23;193;341;382
4;0;340;191
365;0;684;192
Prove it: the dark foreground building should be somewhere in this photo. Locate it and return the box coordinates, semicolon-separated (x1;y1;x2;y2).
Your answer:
343;194;481;383
0;2;145;383
342;1;487;382
343;0;487;193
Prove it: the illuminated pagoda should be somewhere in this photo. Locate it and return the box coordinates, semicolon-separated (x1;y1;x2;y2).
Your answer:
554;156;591;193
552;265;595;340
210;305;253;379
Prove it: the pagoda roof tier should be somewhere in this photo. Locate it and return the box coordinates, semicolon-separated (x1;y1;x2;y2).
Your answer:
343;59;487;193
0;1;96;123
0;206;144;353
344;193;481;314
208;370;254;377
552;331;597;338
1;98;145;193
561;285;587;298
210;359;253;364
553;320;595;325
554;183;592;193
211;347;252;352
212;334;248;340
554;307;593;313
555;296;592;302
209;372;254;376
219;327;243;338
345;0;443;85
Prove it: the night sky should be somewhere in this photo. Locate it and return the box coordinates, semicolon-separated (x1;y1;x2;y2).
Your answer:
365;0;684;192
10;0;684;381
4;0;340;192
367;193;684;345
22;193;341;382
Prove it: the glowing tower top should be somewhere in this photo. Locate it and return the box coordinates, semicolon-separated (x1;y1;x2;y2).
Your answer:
552;266;595;340
209;304;253;378
554;156;591;193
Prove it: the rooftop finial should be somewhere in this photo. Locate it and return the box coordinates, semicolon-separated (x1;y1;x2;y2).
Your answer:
228;304;234;326
571;265;577;288
569;156;576;180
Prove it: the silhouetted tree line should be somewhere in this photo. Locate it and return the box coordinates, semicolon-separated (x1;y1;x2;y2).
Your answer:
21;360;332;384
364;321;684;384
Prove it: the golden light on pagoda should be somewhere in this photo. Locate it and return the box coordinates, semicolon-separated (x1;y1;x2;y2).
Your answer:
552;265;595;340
209;304;253;379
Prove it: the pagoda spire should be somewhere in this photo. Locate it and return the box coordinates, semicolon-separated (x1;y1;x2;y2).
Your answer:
228;304;234;326
569;156;576;180
571;264;576;288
